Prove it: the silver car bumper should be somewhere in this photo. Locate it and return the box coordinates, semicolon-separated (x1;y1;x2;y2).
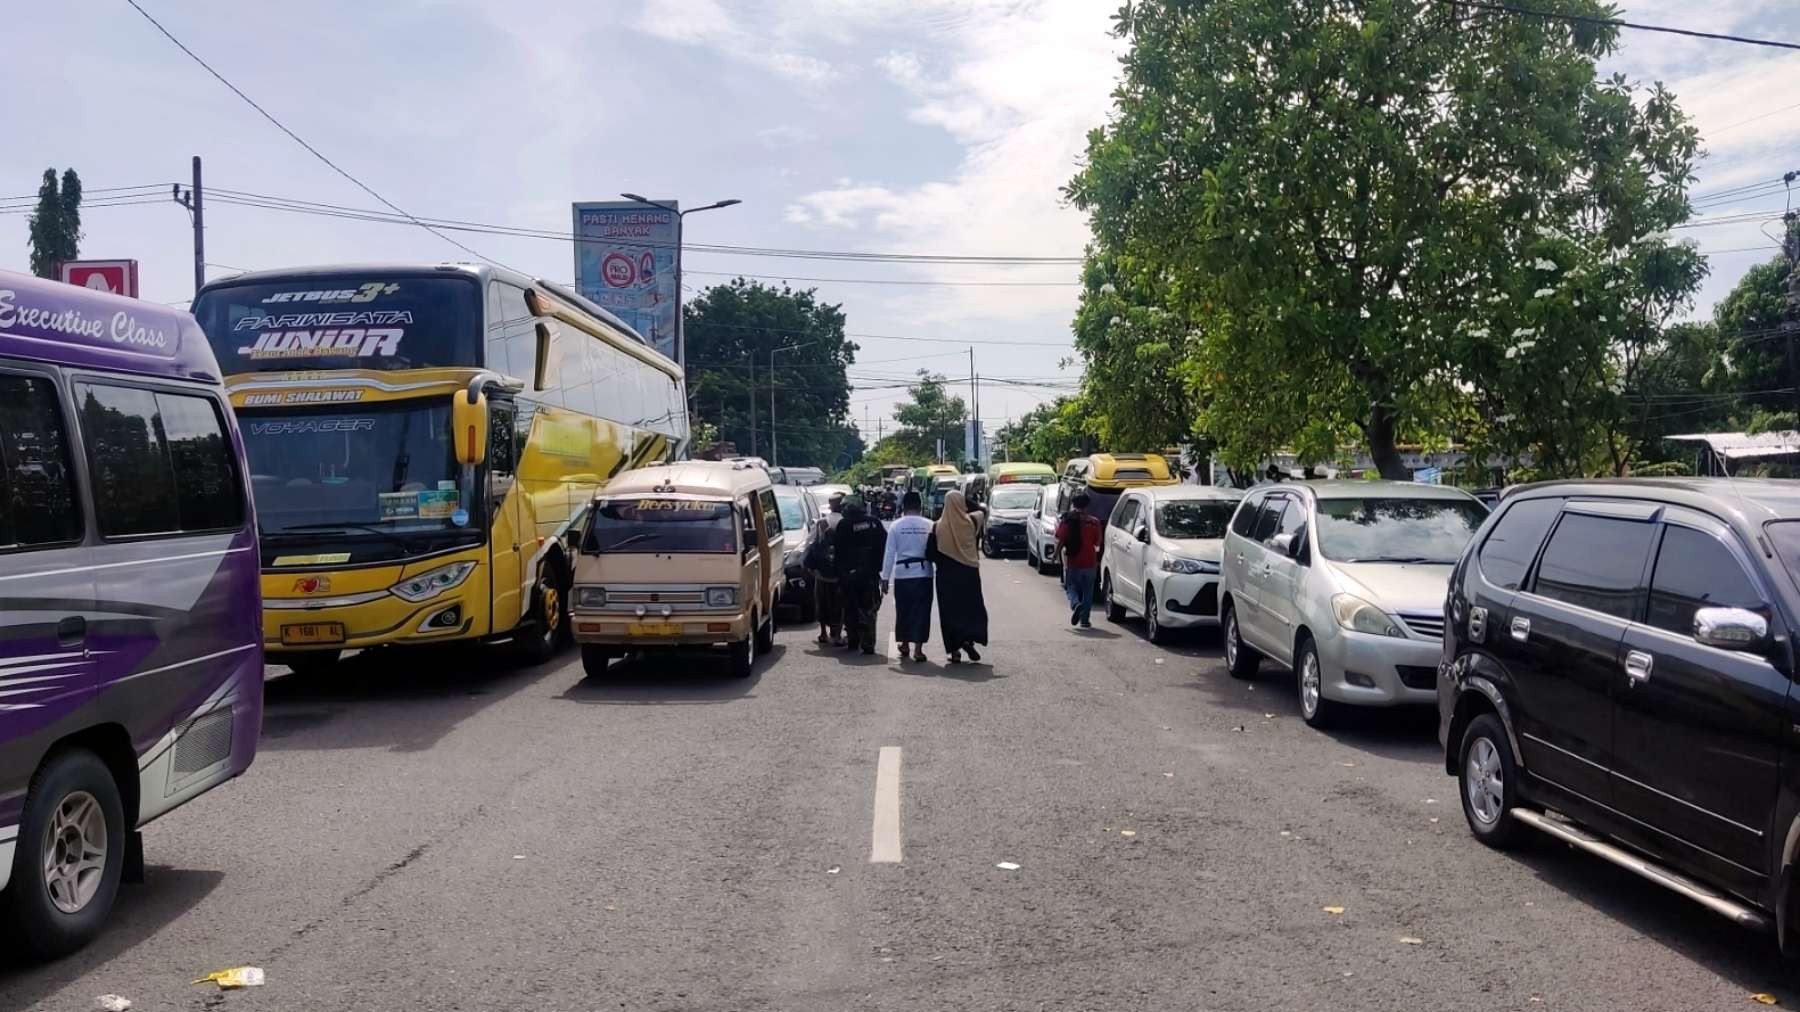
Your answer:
1316;626;1440;707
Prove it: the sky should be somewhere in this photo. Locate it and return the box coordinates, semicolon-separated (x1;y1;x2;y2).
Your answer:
2;0;1797;450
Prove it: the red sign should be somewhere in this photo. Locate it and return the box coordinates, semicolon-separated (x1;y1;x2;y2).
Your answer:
58;260;139;298
601;252;636;288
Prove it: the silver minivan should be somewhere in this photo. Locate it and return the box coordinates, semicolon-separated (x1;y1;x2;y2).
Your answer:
1219;481;1488;728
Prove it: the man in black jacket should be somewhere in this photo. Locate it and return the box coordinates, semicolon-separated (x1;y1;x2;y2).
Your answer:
833;496;888;655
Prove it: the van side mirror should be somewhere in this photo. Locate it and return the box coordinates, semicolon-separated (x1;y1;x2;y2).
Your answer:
1694;607;1768;651
452;388;488;465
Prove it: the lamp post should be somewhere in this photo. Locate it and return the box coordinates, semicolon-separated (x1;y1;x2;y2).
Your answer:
770;340;823;467
617;193;741;371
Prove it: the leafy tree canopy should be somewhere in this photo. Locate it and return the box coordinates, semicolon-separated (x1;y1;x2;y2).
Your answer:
892;371;968;462
27;168;82;278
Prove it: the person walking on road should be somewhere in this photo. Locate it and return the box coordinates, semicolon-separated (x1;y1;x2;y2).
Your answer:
834;496;888;655
929;489;988;664
805;515;844;647
1057;491;1104;628
880;490;934;662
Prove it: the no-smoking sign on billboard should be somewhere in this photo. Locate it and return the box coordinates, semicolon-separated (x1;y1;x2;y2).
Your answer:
572;201;681;363
58;260;139;298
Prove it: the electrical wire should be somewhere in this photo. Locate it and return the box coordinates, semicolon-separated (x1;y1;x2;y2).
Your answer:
1438;0;1800;51
121;0;513;270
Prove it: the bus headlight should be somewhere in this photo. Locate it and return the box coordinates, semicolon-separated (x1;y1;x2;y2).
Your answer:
391;561;477;602
575;586;607;609
706;587;737;607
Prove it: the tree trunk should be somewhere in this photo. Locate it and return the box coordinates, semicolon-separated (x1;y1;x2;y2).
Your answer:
1365;403;1411;480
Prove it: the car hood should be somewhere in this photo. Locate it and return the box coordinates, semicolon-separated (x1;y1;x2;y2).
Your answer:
1156;537;1223;562
991;509;1031;522
782;530;808;553
1329;562;1453;612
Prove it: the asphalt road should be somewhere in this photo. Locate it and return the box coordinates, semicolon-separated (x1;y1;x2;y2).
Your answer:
2;557;1792;1010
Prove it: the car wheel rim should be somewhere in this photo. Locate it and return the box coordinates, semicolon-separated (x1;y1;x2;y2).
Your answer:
1466;737;1504;826
1147;599;1158;638
1225;614;1238;665
42;789;106;914
541;584;560;638
1300;651;1320;717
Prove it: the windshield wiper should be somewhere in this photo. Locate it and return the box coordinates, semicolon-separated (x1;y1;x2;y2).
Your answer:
267;522;416;550
1343;555;1445;564
604;532;662;551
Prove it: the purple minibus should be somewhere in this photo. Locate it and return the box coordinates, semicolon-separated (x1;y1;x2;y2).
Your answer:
0;270;261;959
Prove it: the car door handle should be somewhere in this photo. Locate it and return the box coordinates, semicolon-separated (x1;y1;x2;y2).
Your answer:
1235;552;1245;564
56;615;86;647
1624;650;1654;687
1510;616;1530;642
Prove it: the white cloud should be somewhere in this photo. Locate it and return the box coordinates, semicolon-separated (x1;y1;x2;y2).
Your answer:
756;124;818;149
633;0;837;84
877;50;925;87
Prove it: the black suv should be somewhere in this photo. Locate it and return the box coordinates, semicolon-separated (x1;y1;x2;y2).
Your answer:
1439;478;1800;949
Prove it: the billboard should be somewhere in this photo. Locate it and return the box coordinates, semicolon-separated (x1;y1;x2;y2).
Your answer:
58;259;139;298
572;201;681;363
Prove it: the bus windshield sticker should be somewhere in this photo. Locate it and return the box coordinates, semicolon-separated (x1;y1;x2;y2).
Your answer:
417;490;458;519
260;283;401;305
632;499;724;512
236;327;407;361
247;417;376;436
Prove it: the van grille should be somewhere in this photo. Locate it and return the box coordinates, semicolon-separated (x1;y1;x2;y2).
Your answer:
1398;611;1446;639
606;591;705;604
171;707;233;788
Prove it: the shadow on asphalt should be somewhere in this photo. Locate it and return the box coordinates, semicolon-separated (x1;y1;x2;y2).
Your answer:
1181;658;1442;760
1070;626;1122;639
1505;837;1790;996
1100;613;1223;658
260;641;569;753
890;658;1007;682
0;866;223;1001
558;645;784;704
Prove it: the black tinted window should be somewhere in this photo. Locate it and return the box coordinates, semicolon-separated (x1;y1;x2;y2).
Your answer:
157;393;243;531
0;373;81;549
1647;526;1764;636
1112;498;1140;530
1532;513;1655;620
1478;497;1561;590
1230;494;1264;537
78;383;242;538
1252;497;1286;542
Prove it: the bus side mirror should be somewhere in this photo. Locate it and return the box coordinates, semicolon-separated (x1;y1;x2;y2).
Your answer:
534;322;552;391
454;388;489;465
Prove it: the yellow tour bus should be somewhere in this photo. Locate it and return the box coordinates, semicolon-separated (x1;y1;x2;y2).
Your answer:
192;263;688;672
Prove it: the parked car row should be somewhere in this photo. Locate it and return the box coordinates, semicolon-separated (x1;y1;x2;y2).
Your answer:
1005;467;1800;960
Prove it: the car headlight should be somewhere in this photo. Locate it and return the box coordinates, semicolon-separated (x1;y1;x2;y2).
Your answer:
706;587;737;607
574;586;607;609
1331;593;1402;637
391;561;477;602
1160;556;1220;575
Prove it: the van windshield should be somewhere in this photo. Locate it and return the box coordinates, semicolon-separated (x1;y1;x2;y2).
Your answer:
585;498;737;554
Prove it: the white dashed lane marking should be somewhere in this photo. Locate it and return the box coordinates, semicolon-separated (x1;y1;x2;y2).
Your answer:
870;746;903;863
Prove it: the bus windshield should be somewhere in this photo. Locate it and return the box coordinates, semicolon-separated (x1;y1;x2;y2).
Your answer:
240;401;467;537
585;498;738;554
193;274;482;373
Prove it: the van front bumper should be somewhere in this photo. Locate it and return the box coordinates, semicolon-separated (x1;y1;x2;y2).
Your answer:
571;610;749;647
1317;627;1441;707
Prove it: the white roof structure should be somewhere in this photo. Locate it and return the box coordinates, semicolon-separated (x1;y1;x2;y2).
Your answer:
1667;431;1800;460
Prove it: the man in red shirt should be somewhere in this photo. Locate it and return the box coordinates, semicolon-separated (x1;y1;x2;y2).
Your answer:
1055;492;1104;628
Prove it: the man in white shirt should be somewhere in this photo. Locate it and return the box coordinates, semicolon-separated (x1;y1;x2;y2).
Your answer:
880;491;935;662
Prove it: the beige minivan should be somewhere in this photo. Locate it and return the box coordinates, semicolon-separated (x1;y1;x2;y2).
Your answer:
570;461;785;678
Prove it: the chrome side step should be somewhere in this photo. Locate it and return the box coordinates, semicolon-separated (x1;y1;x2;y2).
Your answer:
1510;808;1769;931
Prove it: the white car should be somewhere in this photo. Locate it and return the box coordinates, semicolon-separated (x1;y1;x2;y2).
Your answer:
1025;481;1071;575
1098;485;1243;642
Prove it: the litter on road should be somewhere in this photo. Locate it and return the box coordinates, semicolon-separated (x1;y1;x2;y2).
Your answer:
95;996;132;1012
192;968;265;990
1399;937;1424;945
1751;995;1778;1006
1119;830;1137;838
996;861;1021;870
827;865;841;875
1322;906;1345;915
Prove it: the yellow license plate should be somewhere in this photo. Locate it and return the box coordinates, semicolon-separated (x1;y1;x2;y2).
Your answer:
280;622;346;645
627;621;683;636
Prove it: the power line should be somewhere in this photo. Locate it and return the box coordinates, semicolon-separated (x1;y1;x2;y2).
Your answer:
682;268;1076;288
120;0;512;270
0;182;177;205
1709;103;1800;137
1439;0;1800;51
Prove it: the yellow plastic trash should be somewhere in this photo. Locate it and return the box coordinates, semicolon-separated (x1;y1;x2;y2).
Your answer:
192;967;265;989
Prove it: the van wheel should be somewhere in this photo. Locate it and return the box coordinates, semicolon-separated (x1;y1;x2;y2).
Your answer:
1;750;125;960
283;650;341;675
513;564;569;663
730;624;756;678
754;608;774;655
1027;546;1040;571
1103;572;1126;623
580;645;613;679
1145;590;1169;645
1460;714;1528;849
1223;604;1259;679
1296;637;1341;729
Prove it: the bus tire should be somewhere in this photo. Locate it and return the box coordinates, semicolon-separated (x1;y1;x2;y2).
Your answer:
513;562;569;664
2;750;126;961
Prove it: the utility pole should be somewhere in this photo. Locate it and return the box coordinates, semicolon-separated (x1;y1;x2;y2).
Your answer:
747;356;758;457
170;156;204;297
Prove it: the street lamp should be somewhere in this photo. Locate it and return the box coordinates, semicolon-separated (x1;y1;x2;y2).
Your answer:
770;340;823;467
617;193;742;371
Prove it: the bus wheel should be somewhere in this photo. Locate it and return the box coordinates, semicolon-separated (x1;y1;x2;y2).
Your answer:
1;750;125;960
514;565;568;664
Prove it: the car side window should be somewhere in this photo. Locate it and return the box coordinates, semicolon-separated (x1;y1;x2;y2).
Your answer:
1530;512;1657;620
1646;525;1766;637
1478;497;1562;591
759;488;782;541
1231;492;1267;538
1251;496;1287;543
0;372;82;550
1112;497;1139;531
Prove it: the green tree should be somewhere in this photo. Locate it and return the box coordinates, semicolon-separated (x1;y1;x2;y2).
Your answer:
892;371;967;461
1067;0;1700;479
27;168;82;278
684;279;858;467
994;395;1092;468
839;434;927;486
1713;244;1796;407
